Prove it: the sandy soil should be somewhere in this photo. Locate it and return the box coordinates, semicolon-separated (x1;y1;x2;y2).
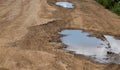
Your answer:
0;0;120;70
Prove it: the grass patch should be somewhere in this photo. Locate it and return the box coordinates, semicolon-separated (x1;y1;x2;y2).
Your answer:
96;0;120;16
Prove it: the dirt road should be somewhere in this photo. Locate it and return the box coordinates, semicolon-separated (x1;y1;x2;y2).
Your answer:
0;0;120;70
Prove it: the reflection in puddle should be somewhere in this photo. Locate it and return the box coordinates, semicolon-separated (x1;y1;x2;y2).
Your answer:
55;2;74;8
59;30;120;64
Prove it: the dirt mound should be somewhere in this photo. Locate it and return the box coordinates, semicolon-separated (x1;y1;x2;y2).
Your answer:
0;0;120;70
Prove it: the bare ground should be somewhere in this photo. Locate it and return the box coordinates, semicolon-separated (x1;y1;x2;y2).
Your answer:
0;0;120;70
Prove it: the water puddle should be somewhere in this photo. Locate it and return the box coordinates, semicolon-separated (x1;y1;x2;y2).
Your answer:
59;30;120;64
55;2;74;8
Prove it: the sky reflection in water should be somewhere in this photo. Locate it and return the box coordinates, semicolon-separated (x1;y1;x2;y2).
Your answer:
55;2;74;8
59;30;120;64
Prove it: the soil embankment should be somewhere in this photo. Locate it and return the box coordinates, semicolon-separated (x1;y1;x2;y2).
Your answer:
0;0;120;70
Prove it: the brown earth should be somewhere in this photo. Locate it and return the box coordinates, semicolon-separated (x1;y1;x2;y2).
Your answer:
0;0;120;70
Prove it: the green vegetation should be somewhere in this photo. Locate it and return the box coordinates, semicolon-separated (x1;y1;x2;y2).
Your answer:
96;0;120;16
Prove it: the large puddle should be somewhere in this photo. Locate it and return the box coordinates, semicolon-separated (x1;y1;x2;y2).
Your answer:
55;2;74;8
59;30;120;64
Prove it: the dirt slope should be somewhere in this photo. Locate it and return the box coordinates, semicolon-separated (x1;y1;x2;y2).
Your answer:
0;0;120;70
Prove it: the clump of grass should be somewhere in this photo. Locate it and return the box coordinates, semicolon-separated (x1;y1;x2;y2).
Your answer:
96;0;120;16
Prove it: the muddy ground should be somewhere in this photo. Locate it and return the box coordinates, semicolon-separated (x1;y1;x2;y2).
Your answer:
0;0;120;70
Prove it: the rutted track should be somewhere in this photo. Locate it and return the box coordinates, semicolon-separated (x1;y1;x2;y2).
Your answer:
0;0;120;70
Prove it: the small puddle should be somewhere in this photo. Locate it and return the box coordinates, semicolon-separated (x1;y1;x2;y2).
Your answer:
59;30;120;64
55;2;74;8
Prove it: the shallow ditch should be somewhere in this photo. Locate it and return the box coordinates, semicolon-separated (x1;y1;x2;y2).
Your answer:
58;29;120;64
